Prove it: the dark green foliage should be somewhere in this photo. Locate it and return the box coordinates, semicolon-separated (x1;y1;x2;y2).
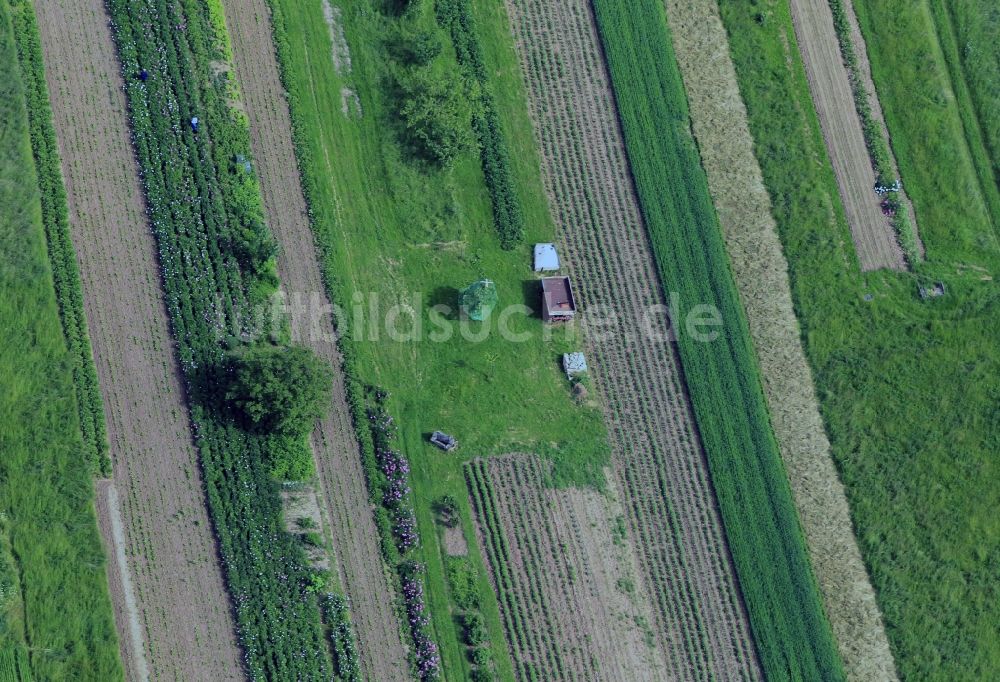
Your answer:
398;70;472;167
445;558;480;611
433;494;460;527
391;25;443;66
460;612;487;647
319;593;360;682
436;0;525;249
590;1;844;679
718;1;1000;679
459;279;498;321
225;345;333;437
103;0;332;676
6;0;109;473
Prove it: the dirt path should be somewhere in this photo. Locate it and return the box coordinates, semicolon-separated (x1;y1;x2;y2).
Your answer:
660;0;900;679
95;481;150;682
218;2;410;679
789;0;906;270
33;0;244;679
504;1;762;679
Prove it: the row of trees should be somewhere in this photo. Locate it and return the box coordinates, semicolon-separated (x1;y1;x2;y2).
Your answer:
435;0;525;249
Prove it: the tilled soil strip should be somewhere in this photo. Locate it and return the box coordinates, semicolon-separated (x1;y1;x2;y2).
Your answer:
218;1;410;679
34;0;244;678
95;481;150;682
789;0;907;271
484;455;669;681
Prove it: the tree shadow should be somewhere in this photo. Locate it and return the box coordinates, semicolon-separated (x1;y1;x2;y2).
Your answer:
521;279;542;319
429;286;459;319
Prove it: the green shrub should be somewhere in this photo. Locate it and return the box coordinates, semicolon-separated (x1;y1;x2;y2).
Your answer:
397;70;472;167
225;344;333;437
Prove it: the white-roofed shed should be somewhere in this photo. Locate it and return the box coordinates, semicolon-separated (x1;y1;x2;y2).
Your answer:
534;243;560;272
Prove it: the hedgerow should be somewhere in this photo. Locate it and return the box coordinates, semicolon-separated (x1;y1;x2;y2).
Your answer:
7;0;110;474
590;1;845;679
103;0;332;676
435;0;525;249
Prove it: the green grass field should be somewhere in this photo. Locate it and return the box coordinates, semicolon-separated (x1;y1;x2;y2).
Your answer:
267;0;609;677
926;0;1000;230
0;2;122;677
717;0;1000;678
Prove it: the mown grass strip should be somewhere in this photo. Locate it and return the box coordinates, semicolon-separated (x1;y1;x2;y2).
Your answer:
0;3;122;676
6;0;109;474
589;1;844;679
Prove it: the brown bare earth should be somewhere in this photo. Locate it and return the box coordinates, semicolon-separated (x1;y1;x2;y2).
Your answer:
472;456;669;681
33;0;244;679
789;0;906;271
661;0;900;679
505;1;761;679
218;2;410;679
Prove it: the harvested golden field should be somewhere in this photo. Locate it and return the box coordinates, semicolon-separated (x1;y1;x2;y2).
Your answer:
661;0;897;679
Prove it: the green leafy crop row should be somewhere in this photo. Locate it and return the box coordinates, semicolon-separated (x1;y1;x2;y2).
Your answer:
103;0;333;676
7;0;109;473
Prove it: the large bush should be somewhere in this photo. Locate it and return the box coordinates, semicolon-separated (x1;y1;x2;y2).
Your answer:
226;344;333;437
398;71;472;167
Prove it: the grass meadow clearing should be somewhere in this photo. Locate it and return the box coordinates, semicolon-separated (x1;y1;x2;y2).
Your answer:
266;0;611;676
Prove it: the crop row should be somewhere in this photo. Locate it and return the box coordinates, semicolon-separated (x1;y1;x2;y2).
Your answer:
103;0;333;677
318;592;360;681
465;459;549;681
826;0;919;263
0;647;30;682
7;0;109;473
365;393;441;679
434;0;524;249
589;1;844;679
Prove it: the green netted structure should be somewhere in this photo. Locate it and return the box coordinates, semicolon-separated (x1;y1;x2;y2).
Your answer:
459;279;498;321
